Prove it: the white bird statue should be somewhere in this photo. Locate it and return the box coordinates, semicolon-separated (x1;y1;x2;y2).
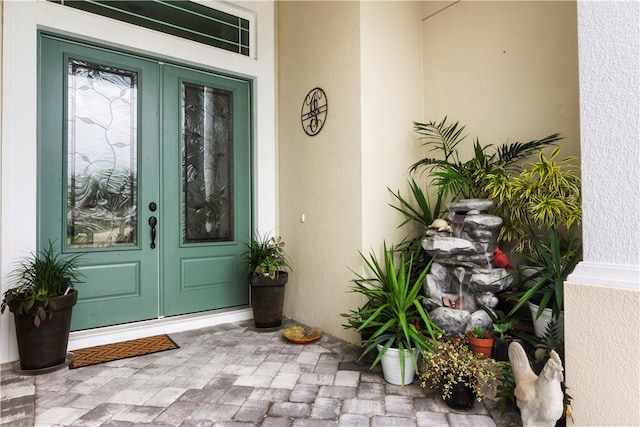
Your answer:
508;342;565;427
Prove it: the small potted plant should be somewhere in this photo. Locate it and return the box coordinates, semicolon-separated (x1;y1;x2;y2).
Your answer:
480;305;526;362
419;334;498;409
465;326;494;359
341;242;442;386
1;241;82;372
243;232;290;328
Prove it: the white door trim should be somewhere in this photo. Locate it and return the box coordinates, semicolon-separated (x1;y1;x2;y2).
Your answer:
1;0;276;364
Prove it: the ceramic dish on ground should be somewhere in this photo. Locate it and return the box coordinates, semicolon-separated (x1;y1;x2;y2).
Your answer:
283;325;323;343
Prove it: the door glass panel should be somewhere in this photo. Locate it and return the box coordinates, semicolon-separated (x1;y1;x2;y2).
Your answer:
66;59;138;248
182;82;234;242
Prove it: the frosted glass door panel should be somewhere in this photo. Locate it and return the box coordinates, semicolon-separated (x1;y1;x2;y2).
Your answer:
67;59;138;248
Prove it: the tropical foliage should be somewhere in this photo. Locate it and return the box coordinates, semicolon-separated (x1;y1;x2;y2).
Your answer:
244;232;290;279
1;241;83;326
409;117;562;201
484;147;582;255
508;227;582;320
342;243;442;383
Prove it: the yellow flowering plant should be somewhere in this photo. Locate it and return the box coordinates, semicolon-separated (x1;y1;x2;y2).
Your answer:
419;334;498;402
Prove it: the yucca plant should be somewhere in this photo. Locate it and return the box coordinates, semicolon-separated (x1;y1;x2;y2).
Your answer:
410;117;562;201
342;243;442;384
508;227;582;320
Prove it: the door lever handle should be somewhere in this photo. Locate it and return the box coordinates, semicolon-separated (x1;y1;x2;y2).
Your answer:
149;216;157;249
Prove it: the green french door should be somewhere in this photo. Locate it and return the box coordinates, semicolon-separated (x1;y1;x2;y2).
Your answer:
38;34;252;330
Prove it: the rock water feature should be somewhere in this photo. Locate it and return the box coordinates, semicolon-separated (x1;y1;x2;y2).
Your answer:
422;199;513;335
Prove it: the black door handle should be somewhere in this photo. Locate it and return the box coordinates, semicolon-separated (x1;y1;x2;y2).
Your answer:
149;216;157;249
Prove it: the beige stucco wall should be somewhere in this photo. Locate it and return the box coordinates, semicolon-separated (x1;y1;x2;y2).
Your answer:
420;1;580;162
277;1;363;342
565;283;640;425
277;1;425;342
566;1;640;424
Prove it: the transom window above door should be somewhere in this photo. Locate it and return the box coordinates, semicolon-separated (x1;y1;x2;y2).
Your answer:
47;0;250;56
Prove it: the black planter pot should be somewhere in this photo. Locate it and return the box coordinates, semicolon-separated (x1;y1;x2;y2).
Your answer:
9;290;77;371
493;337;527;362
443;381;476;409
249;272;288;328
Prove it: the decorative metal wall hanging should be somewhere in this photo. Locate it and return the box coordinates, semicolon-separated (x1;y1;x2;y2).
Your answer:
300;87;328;136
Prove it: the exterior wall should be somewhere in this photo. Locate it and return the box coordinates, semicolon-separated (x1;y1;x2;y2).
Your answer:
277;1;363;342
360;2;425;252
0;0;276;363
565;1;640;425
277;1;425;343
420;1;580;162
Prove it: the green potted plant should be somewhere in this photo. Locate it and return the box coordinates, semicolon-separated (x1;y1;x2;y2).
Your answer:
342;242;442;386
419;334;498;409
480;305;526;362
508;227;582;336
485;148;582;336
465;326;494;359
1;241;82;372
243;232;290;328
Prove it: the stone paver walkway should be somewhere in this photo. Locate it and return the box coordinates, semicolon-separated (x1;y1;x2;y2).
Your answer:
1;319;522;426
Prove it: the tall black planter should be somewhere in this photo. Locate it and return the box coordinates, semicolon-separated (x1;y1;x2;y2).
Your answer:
9;290;77;371
249;272;288;328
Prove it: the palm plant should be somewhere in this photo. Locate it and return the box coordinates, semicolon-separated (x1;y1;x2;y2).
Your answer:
342;243;442;384
409;117;562;201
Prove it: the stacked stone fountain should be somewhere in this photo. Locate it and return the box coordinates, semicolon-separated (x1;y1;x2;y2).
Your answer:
422;198;513;335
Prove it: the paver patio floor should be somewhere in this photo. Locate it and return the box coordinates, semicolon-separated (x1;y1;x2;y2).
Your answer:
1;319;522;426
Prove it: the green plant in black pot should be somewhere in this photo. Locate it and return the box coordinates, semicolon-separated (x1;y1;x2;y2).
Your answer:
480;305;526;362
419;334;498;409
244;232;290;279
1;240;83;371
342;242;442;386
244;232;291;328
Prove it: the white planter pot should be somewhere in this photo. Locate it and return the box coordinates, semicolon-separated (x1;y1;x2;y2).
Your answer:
377;345;418;385
529;302;564;338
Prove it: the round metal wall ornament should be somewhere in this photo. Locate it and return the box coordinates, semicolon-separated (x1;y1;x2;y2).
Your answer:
300;87;328;136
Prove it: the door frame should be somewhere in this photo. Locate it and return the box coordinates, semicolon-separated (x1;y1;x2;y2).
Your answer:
1;0;276;363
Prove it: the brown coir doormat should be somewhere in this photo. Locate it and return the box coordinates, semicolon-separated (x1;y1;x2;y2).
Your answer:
70;335;179;369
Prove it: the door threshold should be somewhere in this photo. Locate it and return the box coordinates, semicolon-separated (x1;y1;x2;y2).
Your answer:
68;307;253;351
